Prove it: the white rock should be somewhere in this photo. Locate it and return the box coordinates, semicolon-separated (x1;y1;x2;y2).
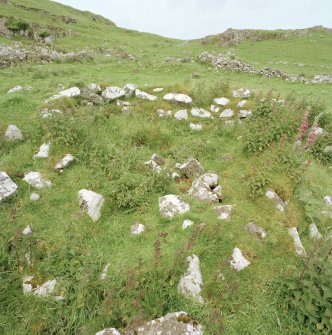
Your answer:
213;97;230;106
237;100;247;108
314;127;325;136
95;329;121;335
159;194;190;219
191;108;211;119
34;279;57;296
22;275;34;295
180;158;204;178
22;226;32;235
4;125;23;141
230;248;250;271
153;87;164;92
0;172;18;201
102;87;126;101
88;83;101;93
238;110;252;119
324;196;332;206
23;172;52;189
188;173;221;203
40;108;62;119
156;109;172;118
123;83;138;97
182;219;194;229
100;263;111;280
54;154;75;171
220;109;234;118
45;87;81;103
33;143;50;158
190;123;202;131
8;85;24;94
79;189;104;222
178;254;204;303
233;88;253;98
210;104;220;113
309;224;323;240
288;227;307;257
131;223;145;235
145;154;165;173
174;109;188;120
171;172;181;180
30;193;40;201
135;89;157;101
215;205;233;220
163;93;192;104
265;189;286;212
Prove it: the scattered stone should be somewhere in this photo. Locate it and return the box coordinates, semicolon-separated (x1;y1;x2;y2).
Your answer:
123;312;203;335
79;189;104;222
163;93;192;104
153;87;164;93
179;158;204;178
265;189;286;212
54;154;75;172
156;109;172;118
245;222;267;240
30;193;40;201
40;108;62;119
23;172;52;189
288;227;307;257
4;125;23;141
0;172;18;201
123;83;137;98
210;104;220;113
309;224;323;240
159;194;190;219
131;222;145;235
96;329;120;335
135;89;157;101
213;97;230;106
87;83;101;93
191;108;211;119
100;263;111;280
190;123;202;131
230;248;250;271
237;100;247;108
117;100;131;113
145;154;165;173
188;173;221;203
174;109;188;120
7;85;24;94
182;219;194;229
22;226;32;235
215;205;233;220
233;88;253;98
102;87;126;102
33;143;50;159
45;86;81;103
178;254;204;303
324;196;332;206
23;276;62;300
219;109;234;118
238;110;252;119
80;89;104;105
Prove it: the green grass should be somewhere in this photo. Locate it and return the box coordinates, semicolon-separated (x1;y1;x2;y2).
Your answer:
0;1;332;334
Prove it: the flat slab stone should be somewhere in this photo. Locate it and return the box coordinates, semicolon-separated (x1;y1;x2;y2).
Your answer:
289;227;307;257
102;87;126;101
214;97;230;106
45;87;81;103
163;93;192;104
0;172;18;201
178;254;204;303
79;189;104;222
135;89;157;101
230;248;250;271
23;172;52;189
159;194;190;219
191;108;211;119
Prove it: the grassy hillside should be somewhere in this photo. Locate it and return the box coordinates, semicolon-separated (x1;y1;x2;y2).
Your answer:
1;1;332;335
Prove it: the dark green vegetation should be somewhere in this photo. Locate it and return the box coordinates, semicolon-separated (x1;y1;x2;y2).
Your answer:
0;1;332;334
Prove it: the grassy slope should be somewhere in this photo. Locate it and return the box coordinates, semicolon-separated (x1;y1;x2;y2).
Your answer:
0;1;332;335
